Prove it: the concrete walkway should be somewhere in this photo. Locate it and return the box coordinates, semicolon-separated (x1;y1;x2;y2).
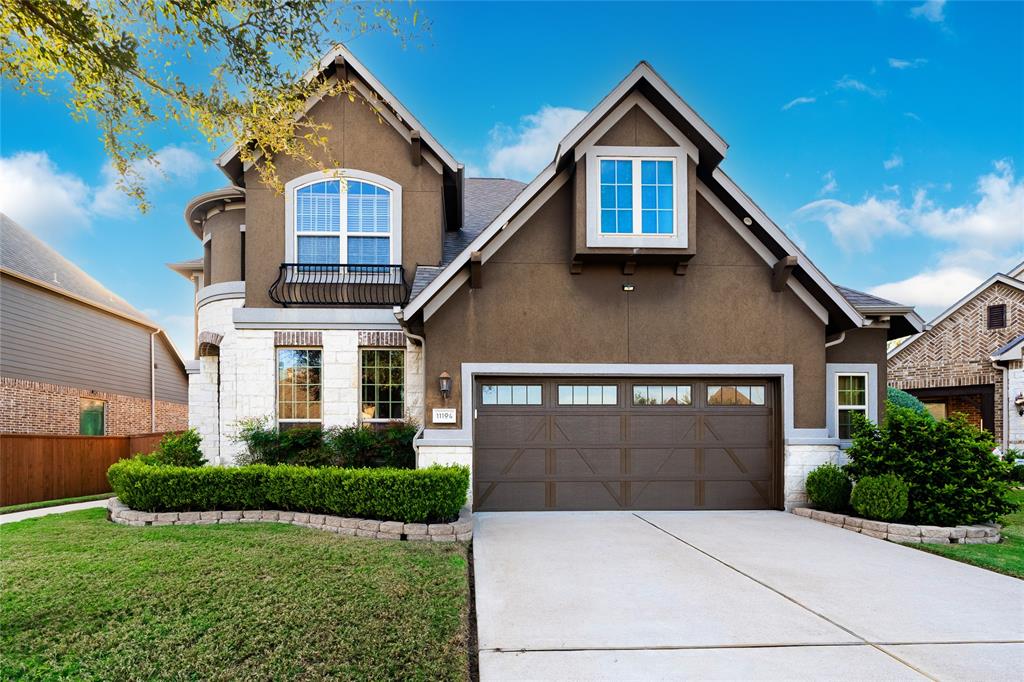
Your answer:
0;499;110;525
473;511;1024;681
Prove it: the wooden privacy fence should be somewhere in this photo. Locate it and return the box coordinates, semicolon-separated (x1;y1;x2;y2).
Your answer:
0;432;173;507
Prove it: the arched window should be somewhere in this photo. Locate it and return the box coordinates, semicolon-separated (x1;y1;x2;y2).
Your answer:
286;170;401;267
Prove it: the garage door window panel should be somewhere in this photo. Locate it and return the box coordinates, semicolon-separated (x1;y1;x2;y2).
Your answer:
557;384;618;405
633;385;692;406
707;385;766;406
481;384;542;406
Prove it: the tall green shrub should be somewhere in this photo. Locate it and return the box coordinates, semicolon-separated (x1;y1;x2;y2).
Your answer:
844;407;1017;526
805;463;851;512
886;387;933;420
141;429;206;467
232;417;417;468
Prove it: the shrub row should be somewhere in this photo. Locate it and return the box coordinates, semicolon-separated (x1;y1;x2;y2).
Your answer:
233;417;417;469
108;459;469;523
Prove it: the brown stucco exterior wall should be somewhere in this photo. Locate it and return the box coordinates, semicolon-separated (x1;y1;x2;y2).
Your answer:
827;327;889;421
205;208;245;284
423;181;829;430
243;87;444;308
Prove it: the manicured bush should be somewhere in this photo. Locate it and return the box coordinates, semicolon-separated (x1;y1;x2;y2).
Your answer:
844;407;1018;526
1002;448;1024;484
886;387;933;420
139;429;206;467
850;474;909;522
232;417;417;468
107;459;468;523
805;463;852;512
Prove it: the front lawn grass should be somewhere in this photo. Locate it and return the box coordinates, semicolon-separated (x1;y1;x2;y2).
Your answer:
0;509;470;680
0;493;114;515
913;488;1024;579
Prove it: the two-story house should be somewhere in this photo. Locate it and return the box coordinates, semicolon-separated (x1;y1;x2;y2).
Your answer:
888;261;1024;452
174;45;923;511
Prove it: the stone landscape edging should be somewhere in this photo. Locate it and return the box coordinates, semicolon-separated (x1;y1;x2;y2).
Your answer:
791;506;1001;544
106;497;472;542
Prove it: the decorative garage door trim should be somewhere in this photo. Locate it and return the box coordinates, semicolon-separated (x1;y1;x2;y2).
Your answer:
473;377;781;512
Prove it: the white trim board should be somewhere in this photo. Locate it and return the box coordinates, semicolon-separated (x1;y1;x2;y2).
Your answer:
422;362;813;448
572;91;700;163
197;280;246;308
233;307;400;330
555;61;727;162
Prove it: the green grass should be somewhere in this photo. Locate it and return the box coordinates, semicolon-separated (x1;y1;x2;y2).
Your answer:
0;493;114;515
0;509;470;680
913;488;1024;579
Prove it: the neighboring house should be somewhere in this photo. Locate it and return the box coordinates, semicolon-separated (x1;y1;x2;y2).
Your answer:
888;261;1024;452
174;45;923;510
0;214;188;436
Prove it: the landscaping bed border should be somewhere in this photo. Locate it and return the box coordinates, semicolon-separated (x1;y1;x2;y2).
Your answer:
791;506;1001;544
107;497;472;542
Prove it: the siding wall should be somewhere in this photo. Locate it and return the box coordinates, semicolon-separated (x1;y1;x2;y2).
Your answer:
0;276;188;403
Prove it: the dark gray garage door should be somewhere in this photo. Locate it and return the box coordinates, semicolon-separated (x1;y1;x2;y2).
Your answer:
473;377;779;512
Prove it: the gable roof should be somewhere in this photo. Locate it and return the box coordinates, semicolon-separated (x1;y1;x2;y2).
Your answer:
401;63;912;335
888;270;1024;359
992;332;1024;361
1;213;186;368
215;43;460;185
1008;259;1024;280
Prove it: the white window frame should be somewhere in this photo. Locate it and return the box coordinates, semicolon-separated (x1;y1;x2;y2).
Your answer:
359;347;406;424
585;146;689;249
284;169;403;267
834;372;869;441
825;363;878;443
276;346;323;427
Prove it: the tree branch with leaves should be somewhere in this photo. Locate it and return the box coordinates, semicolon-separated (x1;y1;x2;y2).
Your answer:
1;0;426;209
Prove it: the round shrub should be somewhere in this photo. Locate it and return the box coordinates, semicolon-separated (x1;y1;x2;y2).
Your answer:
886;387;933;420
140;428;206;467
805;463;851;512
851;474;909;521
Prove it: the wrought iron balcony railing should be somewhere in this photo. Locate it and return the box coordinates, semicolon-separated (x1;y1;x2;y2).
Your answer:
268;263;409;307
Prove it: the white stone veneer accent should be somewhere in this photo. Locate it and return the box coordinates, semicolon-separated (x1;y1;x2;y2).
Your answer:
784;443;843;509
1008;365;1024;452
417;445;473;502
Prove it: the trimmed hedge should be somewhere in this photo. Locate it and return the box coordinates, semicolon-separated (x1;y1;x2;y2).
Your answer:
108;459;470;523
886;387;933;420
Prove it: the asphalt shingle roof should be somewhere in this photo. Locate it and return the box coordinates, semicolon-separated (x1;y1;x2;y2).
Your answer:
835;285;904;309
411;177;526;299
1;212;155;325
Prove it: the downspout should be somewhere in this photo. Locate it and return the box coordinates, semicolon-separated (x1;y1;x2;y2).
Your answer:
150;331;159;432
824;331;846;348
396;309;426;467
992;360;1008;450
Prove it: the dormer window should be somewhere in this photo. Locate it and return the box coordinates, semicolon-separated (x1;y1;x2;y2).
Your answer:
600;158;675;236
585;147;688;250
285;170;403;267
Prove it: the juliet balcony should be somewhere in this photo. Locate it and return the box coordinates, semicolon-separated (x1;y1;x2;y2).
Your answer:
268;263;409;307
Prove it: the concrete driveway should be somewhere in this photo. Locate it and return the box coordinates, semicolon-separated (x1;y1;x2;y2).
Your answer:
473;511;1024;680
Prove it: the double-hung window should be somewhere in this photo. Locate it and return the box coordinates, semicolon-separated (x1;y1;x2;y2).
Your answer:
277;348;322;428
293;176;395;268
599;158;675;236
836;374;868;440
361;349;405;421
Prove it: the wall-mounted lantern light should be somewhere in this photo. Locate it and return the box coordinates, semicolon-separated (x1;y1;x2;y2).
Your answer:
439;371;453;402
1015;392;1024;417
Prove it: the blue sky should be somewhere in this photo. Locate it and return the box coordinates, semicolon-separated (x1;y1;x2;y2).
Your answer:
2;0;1022;355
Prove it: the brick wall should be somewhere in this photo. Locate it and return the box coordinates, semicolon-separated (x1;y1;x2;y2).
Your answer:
947;395;985;430
888;280;1024;440
0;376;188;435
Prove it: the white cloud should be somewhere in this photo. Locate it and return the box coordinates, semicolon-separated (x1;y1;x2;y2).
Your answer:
883;153;904;170
781;96;816;111
888;57;928;70
484;106;586;180
798;160;1023;256
835;76;885;98
910;0;946;23
797;196;910;252
92;146;205;218
868;267;985;319
819;171;839;196
904;112;922;121
0;147;205;241
0;152;92;241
